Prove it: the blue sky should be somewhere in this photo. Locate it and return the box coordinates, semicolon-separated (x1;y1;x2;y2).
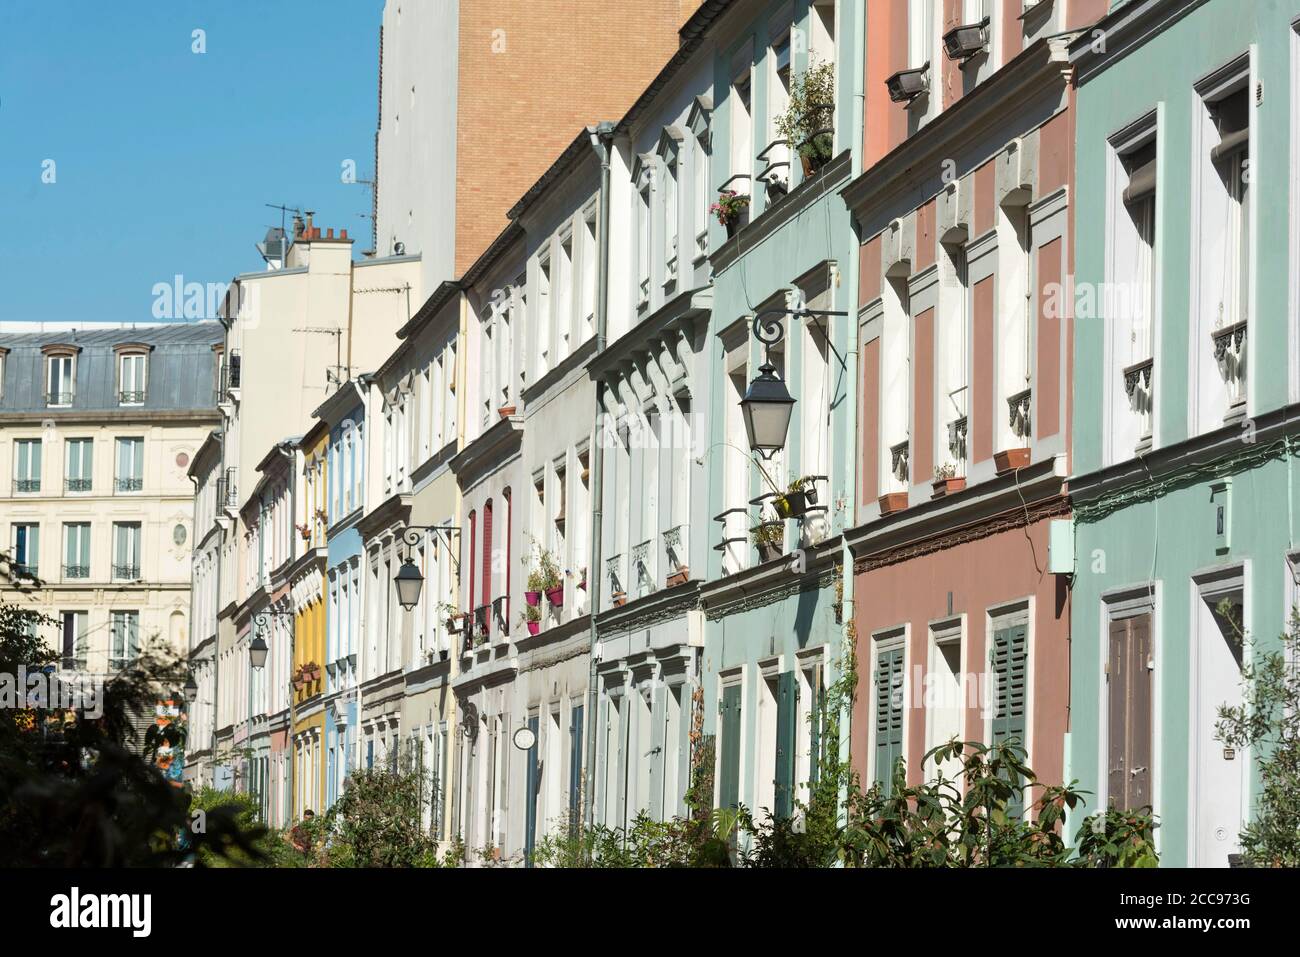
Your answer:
0;0;384;324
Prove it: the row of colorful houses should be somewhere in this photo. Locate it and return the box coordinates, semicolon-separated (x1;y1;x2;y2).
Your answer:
183;0;1297;867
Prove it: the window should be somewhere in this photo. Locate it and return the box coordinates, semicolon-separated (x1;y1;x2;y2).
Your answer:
718;682;743;811
119;353;148;404
62;523;90;580
65;438;93;492
909;0;934;69
580;206;597;338
537;253;553;377
990;617;1029;814
730;65;753;182
871;635;905;795
0;350;6;400
113;522;142;580
663;146;679;285
10;523;39;578
110;610;140;669
1107;612;1153;811
14;439;42;493
924;621;964;779
115;437;144;492
557;231;574;360
937;241;970;472
1109;120;1158;460
61;611;88;670
46;353;75;407
479;306;495;427
810;0;836;66
635;163;652;309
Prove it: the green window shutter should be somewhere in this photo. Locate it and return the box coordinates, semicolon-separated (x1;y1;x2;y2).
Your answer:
991;625;1028;749
774;671;797;819
524;714;540;866
874;647;904;795
991;624;1028;816
719;684;742;811
808;669;824;788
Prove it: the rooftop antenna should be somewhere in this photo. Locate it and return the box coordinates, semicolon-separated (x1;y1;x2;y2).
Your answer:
293;326;347;388
265;203;303;237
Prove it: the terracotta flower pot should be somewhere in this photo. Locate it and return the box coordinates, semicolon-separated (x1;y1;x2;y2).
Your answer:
524;590;542;607
878;492;908;515
993;448;1031;475
931;477;966;499
666;568;689;588
611;591;627;607
545;585;565;608
498;405;516;419
526;620;541;636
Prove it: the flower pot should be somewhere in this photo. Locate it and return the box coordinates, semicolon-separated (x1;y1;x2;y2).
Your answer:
524;590;542;607
666;568;689;588
545;585;565;608
932;477;966;499
724;208;750;238
498;405;516;419
804;486;818;505
577;578;587;592
757;543;784;564
993;448;1031;475
878;492;908;515
774;490;808;519
526;620;541;636
611;591;627;607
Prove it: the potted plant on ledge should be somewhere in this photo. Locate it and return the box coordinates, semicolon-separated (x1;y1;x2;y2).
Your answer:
776;57;836;179
666;564;689;588
520;605;541;637
772;476;814;519
525;539;565;609
932;462;966;498
711;190;751;238
751;522;785;564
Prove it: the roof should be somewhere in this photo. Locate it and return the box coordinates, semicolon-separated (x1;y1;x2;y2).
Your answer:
0;320;224;415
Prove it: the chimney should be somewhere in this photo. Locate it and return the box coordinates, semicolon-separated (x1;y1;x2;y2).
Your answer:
292;213;304;238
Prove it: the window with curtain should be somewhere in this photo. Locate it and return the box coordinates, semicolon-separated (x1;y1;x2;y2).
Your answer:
113;522;142;580
115;437;144;492
15;439;42;492
11;523;39;577
65;438;93;492
110;610;139;669
63;523;90;579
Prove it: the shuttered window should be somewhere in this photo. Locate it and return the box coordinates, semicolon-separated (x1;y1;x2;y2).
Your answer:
774;671;797;819
719;683;743;810
874;645;905;795
524;713;540;867
1107;614;1153;810
991;623;1028;815
481;499;493;611
568;703;584;834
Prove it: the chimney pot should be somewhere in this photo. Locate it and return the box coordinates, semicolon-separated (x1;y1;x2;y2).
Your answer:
326;227;335;239
340;229;348;240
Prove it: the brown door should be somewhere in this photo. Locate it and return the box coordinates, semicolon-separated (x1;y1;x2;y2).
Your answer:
1108;613;1153;809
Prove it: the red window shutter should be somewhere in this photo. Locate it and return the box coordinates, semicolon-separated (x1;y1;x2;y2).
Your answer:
503;489;512;605
482;499;493;608
467;512;476;614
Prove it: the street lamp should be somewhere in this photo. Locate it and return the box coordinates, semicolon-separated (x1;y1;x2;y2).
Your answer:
249;635;270;670
392;525;461;612
741;305;848;458
183;674;198;700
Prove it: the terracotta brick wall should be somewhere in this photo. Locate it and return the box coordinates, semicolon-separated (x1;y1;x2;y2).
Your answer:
455;0;696;275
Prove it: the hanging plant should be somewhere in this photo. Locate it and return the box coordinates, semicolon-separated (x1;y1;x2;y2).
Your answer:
776;57;836;177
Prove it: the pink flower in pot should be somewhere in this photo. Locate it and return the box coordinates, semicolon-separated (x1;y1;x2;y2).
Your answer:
545;585;565;608
526;620;541;636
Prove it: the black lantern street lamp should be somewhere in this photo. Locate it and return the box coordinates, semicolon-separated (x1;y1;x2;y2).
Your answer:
741;360;797;459
183;674;199;700
395;558;425;611
741;305;847;458
248;635;270;670
392;525;461;612
248;610;290;671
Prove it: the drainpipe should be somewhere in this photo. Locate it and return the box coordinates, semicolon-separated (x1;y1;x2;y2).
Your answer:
835;24;867;832
584;122;617;832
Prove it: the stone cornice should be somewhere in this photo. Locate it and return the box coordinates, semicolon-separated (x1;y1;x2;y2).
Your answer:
448;414;523;489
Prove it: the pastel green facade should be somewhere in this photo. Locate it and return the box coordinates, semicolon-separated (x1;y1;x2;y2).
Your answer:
1068;0;1300;865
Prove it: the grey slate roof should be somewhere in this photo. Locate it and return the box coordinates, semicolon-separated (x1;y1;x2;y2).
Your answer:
0;321;224;414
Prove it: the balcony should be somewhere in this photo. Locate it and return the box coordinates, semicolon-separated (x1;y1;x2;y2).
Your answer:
605;554;626;607
1122;357;1154;450
1007;388;1033;441
118;390;147;405
64;478;92;493
1211;320;1247;414
756;139;791;205
227;350;242;388
631;539;655;598
15;479;40;494
44;391;74;408
112;564;141;581
12;563;37;581
62;564;90;580
712;507;749;576
115;477;143;493
662;524;689;587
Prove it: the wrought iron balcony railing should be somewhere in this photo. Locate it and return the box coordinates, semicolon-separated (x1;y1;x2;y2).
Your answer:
115;477;143;493
118;390;147;405
65;478;92;492
112;564;141;581
45;391;74;407
15;479;40;493
62;564;90;580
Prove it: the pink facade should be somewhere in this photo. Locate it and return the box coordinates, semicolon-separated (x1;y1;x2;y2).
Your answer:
845;2;1098;796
